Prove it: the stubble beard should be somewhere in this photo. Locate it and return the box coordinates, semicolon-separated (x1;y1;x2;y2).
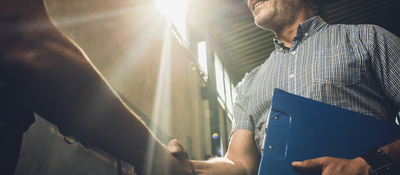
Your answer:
254;0;302;32
254;8;277;31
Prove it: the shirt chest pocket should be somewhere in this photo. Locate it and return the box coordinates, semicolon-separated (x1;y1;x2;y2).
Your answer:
312;43;361;87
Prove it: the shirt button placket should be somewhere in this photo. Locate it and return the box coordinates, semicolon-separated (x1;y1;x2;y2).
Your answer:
288;50;297;93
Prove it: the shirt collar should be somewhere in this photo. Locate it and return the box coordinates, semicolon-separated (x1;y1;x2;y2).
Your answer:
273;39;286;51
297;16;327;38
273;16;327;50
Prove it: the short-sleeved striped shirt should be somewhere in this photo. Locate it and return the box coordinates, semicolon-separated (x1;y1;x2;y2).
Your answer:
230;16;400;154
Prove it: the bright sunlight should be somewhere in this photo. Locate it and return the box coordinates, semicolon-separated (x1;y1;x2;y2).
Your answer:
155;0;187;42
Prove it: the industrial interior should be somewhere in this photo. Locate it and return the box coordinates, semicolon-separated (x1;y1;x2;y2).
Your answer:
13;0;400;174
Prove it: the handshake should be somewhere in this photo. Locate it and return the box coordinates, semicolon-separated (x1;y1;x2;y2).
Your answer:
166;139;197;175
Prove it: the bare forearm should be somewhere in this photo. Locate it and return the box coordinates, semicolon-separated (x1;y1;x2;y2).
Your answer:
192;130;262;175
0;6;185;174
193;158;250;175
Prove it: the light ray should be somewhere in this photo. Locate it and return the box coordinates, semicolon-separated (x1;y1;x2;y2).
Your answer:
41;2;177;173
50;5;144;27
155;0;187;41
144;25;173;174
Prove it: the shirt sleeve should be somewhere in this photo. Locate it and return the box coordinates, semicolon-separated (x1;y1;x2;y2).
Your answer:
368;25;400;110
229;66;261;140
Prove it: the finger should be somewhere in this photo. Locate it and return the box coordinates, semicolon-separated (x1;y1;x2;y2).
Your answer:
292;157;328;171
168;139;183;155
168;139;189;159
168;139;191;159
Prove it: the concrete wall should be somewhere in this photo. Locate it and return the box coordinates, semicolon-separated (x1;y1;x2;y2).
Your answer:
14;0;224;174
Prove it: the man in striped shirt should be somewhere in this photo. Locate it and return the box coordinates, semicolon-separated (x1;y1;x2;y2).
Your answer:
170;0;400;174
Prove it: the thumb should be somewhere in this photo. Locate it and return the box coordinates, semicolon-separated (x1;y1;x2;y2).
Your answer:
167;139;189;159
292;157;326;171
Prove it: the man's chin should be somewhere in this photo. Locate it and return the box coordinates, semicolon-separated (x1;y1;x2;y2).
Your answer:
254;15;275;31
255;21;273;31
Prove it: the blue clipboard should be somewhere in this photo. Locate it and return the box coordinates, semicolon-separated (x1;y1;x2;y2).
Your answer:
258;88;400;175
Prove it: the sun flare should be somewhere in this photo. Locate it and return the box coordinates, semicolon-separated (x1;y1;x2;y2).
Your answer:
155;0;187;41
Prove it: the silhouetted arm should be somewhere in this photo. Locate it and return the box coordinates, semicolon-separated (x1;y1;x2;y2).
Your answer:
0;1;193;174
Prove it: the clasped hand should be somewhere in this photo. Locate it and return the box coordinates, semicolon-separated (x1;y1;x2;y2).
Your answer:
168;139;197;175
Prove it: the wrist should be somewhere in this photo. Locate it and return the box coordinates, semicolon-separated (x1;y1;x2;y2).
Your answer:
359;147;397;175
353;157;373;175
